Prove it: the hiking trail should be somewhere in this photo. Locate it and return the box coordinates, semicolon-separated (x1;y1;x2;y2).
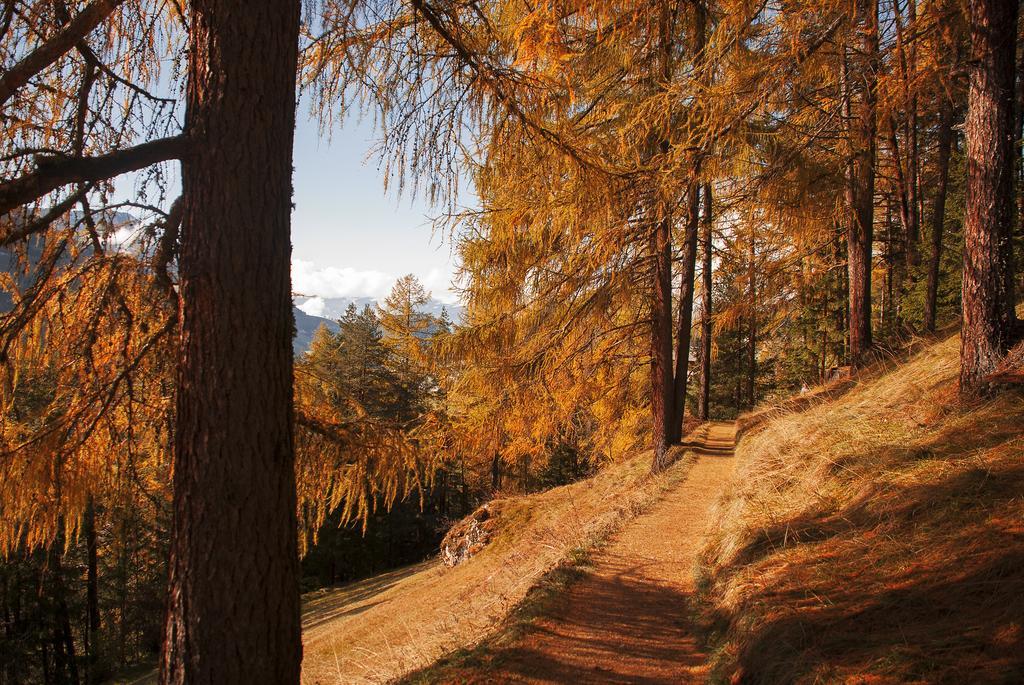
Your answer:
457;421;737;684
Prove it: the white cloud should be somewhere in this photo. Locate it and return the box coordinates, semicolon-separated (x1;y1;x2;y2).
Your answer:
291;258;461;305
291;259;393;299
420;267;460;304
296;296;326;317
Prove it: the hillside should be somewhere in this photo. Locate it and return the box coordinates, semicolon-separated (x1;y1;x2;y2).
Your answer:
292;306;339;354
344;330;1022;685
105;329;1024;685
299;441;703;684
697;331;1024;683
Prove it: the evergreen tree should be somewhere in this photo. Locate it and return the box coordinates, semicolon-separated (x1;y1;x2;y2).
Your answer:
378;275;434;423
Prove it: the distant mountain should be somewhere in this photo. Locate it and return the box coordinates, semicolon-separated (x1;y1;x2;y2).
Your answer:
0;234;82;312
292;306;338;355
295;295;464;322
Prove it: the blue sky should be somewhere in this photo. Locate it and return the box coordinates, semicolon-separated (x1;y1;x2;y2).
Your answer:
113;92;460;305
290;109;461;304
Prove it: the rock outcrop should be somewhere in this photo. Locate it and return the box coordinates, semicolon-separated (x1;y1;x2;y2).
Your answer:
440;502;501;567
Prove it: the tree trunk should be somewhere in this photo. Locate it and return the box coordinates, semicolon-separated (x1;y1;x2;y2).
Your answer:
460;456;469;514
437;466;448;517
160;0;303;683
1017;46;1024;293
924;96;955;333
84;498;100;685
670;182;700;442
116;520;127;668
490;453;502;491
650;205;675;468
845;0;878;365
819;327;827;381
668;0;707;446
697;184;713;421
649;0;677;470
887;120;911;309
960;0;1020;393
745;225;756;406
883;194;898;330
50;539;79;685
893;0;920;268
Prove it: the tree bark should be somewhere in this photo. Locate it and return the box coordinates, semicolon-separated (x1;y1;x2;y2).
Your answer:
670;182;700;442
160;0;303;682
924;96;955;333
668;0;707;446
490;453;502;491
84;497;100;684
1017;45;1024;293
893;0;920;268
745;225;757;406
49;538;79;685
887;118;912;299
845;0;878;366
697;184;713;421
649;0;677;470
650;203;675;467
960;0;1020;393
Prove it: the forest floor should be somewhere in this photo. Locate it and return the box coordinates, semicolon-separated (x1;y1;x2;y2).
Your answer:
402;422;738;684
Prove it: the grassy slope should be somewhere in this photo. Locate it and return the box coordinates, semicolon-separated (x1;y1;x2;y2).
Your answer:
697;332;1024;684
301;440;698;684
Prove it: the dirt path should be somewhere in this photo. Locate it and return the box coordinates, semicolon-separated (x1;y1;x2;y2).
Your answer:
458;421;738;684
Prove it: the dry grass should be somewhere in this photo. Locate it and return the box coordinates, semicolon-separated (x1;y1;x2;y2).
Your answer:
301;439;700;684
697;332;1024;684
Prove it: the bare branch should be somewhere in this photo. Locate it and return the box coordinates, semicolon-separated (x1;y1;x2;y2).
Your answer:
0;135;188;217
0;0;127;107
0;184;92;246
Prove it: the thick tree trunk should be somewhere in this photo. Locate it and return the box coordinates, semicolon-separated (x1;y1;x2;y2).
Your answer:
697;184;713;421
160;0;303;683
924;97;955;333
845;0;878;366
960;0;1020;393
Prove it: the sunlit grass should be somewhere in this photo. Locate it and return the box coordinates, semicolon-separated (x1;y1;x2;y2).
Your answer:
301;429;701;684
697;331;1024;684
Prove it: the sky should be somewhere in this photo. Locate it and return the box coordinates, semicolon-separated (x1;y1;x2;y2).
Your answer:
290;109;462;305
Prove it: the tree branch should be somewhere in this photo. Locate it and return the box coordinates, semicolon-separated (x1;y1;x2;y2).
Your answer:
0;135;188;217
152;195;183;296
0;184;91;246
0;0;127;107
409;0;599;173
